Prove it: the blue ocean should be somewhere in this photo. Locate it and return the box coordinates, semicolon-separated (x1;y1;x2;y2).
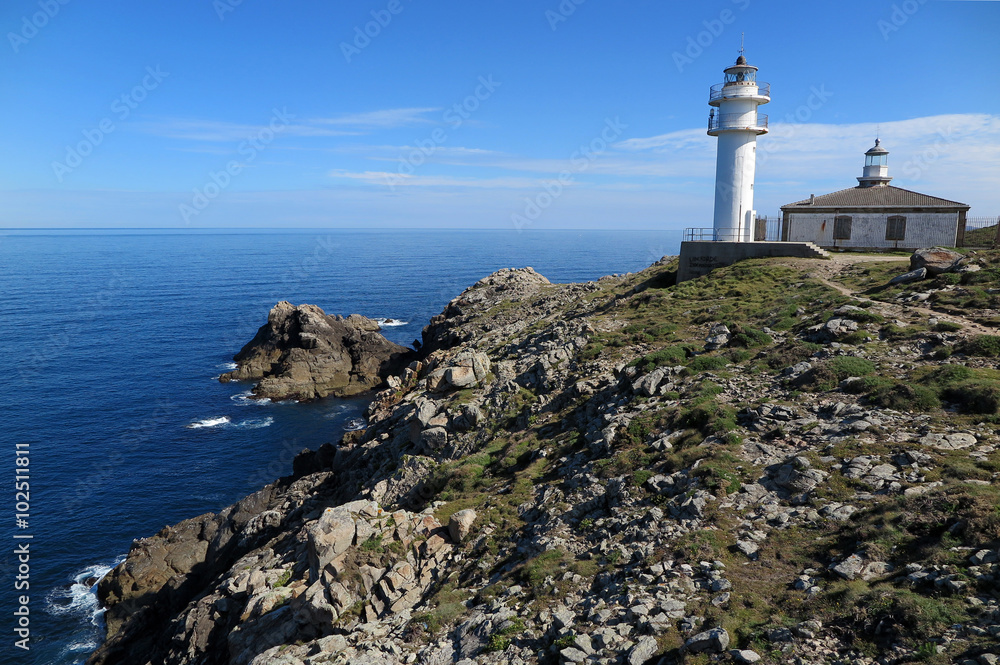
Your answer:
0;229;681;665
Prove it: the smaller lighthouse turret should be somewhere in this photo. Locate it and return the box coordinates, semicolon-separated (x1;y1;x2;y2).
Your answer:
857;139;892;188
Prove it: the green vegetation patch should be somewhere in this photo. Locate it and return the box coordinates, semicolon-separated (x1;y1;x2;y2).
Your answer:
629;345;690;372
793;355;876;392
958;334;1000;357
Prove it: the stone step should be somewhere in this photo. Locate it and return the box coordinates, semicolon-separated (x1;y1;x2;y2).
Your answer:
802;242;832;259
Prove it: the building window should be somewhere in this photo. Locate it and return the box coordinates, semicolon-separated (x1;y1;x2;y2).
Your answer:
833;216;852;240
886;215;907;241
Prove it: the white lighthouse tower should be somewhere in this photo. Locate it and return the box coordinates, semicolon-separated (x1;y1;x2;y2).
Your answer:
708;51;770;241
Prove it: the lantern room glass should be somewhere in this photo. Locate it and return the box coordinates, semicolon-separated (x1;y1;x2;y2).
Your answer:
724;69;756;84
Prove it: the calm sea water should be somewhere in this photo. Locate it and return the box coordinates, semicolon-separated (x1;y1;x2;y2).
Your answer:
0;228;681;665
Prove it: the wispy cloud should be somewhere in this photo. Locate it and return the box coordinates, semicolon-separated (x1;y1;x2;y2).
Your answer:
134;118;360;142
311;107;441;128
134;107;446;143
328;169;549;189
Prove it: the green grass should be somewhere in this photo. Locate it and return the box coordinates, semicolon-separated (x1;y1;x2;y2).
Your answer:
629;345;689;372
687;355;730;373
793;355;876;392
959;335;1000;357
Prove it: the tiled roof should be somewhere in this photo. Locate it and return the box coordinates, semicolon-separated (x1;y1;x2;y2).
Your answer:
782;185;969;210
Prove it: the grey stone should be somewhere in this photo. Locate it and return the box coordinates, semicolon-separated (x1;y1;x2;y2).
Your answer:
735;540;759;559
685;627;730;653
730;650;762;664
705;323;731;350
832;553;866;580
560;647;588;663
448;509;477;543
911;247;964;275
890;267;927;285
419;427;449;453
628;636;659;665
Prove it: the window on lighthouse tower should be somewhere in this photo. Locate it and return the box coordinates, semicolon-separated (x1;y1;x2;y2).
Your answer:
866;153;887;167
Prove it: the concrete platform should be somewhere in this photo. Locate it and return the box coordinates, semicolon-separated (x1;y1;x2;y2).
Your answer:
677;241;831;283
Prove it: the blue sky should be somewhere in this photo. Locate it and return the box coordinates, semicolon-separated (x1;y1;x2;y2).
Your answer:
1;0;997;229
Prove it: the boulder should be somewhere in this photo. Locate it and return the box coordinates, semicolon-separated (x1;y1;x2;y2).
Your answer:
705;323;731;350
628;636;659;665
910;247;964;276
890;267;926;285
426;350;491;393
823;317;859;340
831;553;866;580
731;650;762;664
419;427;449;454
220;302;413;401
685;627;730;653
448;509;477;543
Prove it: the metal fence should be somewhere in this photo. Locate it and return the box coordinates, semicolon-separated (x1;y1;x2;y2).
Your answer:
962;216;999;247
754;217;782;242
683;228;745;242
708;113;768;133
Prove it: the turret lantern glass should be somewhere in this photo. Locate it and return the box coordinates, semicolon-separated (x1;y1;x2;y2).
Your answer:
865;153;887;167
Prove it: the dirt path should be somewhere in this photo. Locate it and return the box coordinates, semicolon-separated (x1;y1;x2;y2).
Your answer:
780;254;997;336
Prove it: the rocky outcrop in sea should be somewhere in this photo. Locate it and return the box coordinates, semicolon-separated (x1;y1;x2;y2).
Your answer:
92;253;1000;665
219;301;413;401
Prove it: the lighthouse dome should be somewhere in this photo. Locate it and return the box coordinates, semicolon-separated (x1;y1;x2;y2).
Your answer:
866;139;889;155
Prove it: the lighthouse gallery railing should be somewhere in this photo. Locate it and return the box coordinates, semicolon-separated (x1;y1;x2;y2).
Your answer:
709;82;770;103
708;113;768;132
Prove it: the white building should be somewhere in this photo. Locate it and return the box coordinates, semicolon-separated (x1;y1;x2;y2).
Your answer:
707;54;770;242
781;140;971;250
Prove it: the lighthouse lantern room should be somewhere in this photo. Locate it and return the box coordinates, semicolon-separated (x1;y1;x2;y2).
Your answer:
708;51;770;242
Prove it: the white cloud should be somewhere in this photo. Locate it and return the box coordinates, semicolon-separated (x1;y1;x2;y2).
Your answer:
311;107;441;128
134;118;360;142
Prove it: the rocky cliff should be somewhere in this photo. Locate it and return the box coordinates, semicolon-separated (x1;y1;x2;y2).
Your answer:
219;301;413;401
92;252;1000;665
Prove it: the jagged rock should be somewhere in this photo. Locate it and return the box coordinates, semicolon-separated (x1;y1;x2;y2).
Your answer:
831;553;866;580
451;403;484;431
448;509;477;543
731;649;762;664
89;256;1000;665
685;627;730;653
426;351;491;393
219;302;413;400
628;636;659;664
735;540;759;560
911;247;964;275
823;317;859;340
890;267;927;284
705;323;731;350
561;647;588;663
633;366;670;397
919;432;977;450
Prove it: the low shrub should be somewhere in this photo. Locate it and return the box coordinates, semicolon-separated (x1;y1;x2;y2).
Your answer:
842;375;893;395
793;356;875;392
921;364;974;388
933;321;963;333
943;382;1000;414
959;335;1000;357
870;383;940;412
687;355;729;373
630;345;688;373
763;342;821;370
727;324;773;348
829;356;876;379
841;309;885;324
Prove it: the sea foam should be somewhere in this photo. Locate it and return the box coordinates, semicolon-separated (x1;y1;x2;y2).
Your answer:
186;416;231;429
